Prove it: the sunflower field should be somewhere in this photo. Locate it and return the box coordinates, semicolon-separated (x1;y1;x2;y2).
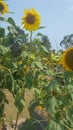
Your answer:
0;0;73;130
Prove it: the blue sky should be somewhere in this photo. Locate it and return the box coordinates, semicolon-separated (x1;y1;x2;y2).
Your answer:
5;0;73;50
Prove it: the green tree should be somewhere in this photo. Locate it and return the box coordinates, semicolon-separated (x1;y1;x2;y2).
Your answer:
41;35;51;51
60;34;73;49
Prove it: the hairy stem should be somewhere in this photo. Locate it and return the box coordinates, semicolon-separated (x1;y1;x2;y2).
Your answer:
14;111;19;130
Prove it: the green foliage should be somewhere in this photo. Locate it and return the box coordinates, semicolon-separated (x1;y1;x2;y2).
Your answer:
60;34;73;49
20;119;36;130
1;5;73;130
45;120;65;130
0;28;5;37
0;11;51;129
29;54;73;130
0;90;8;119
14;90;25;113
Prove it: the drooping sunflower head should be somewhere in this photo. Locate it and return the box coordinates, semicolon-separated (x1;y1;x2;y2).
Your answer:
0;0;9;15
21;8;41;31
59;48;73;71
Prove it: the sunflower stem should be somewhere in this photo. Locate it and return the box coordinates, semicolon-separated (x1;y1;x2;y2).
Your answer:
14;111;19;130
30;31;32;46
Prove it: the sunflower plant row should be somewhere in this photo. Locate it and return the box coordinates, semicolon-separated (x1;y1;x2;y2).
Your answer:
0;1;51;129
0;1;73;130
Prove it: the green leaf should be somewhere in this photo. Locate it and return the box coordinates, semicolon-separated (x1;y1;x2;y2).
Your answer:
36;33;44;37
47;97;58;116
64;71;73;82
29;100;39;117
20;119;36;130
7;26;17;35
45;120;65;130
21;51;29;59
38;26;46;30
0;28;5;37
0;45;9;55
35;61;43;70
0;17;16;27
14;93;25;113
40;45;49;53
20;99;25;106
33;88;41;95
7;17;16;27
0;17;7;22
25;72;33;89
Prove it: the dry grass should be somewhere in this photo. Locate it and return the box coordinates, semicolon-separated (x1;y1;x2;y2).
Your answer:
4;89;33;122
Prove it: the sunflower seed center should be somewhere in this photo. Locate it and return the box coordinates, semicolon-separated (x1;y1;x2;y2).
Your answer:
26;13;36;24
66;50;73;70
0;3;4;11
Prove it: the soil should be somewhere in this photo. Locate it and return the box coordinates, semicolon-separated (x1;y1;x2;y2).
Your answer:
1;89;49;130
0;89;33;130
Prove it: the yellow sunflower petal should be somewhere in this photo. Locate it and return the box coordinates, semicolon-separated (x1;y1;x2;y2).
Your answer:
21;8;41;31
0;1;9;15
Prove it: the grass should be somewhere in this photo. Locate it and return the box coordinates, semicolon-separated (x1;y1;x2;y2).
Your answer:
4;89;33;122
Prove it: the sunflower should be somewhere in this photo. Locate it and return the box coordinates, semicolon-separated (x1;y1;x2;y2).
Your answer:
21;8;41;31
0;0;9;15
59;47;73;71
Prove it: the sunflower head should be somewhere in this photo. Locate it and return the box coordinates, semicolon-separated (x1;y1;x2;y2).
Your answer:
21;8;41;31
0;1;9;15
59;48;73;71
